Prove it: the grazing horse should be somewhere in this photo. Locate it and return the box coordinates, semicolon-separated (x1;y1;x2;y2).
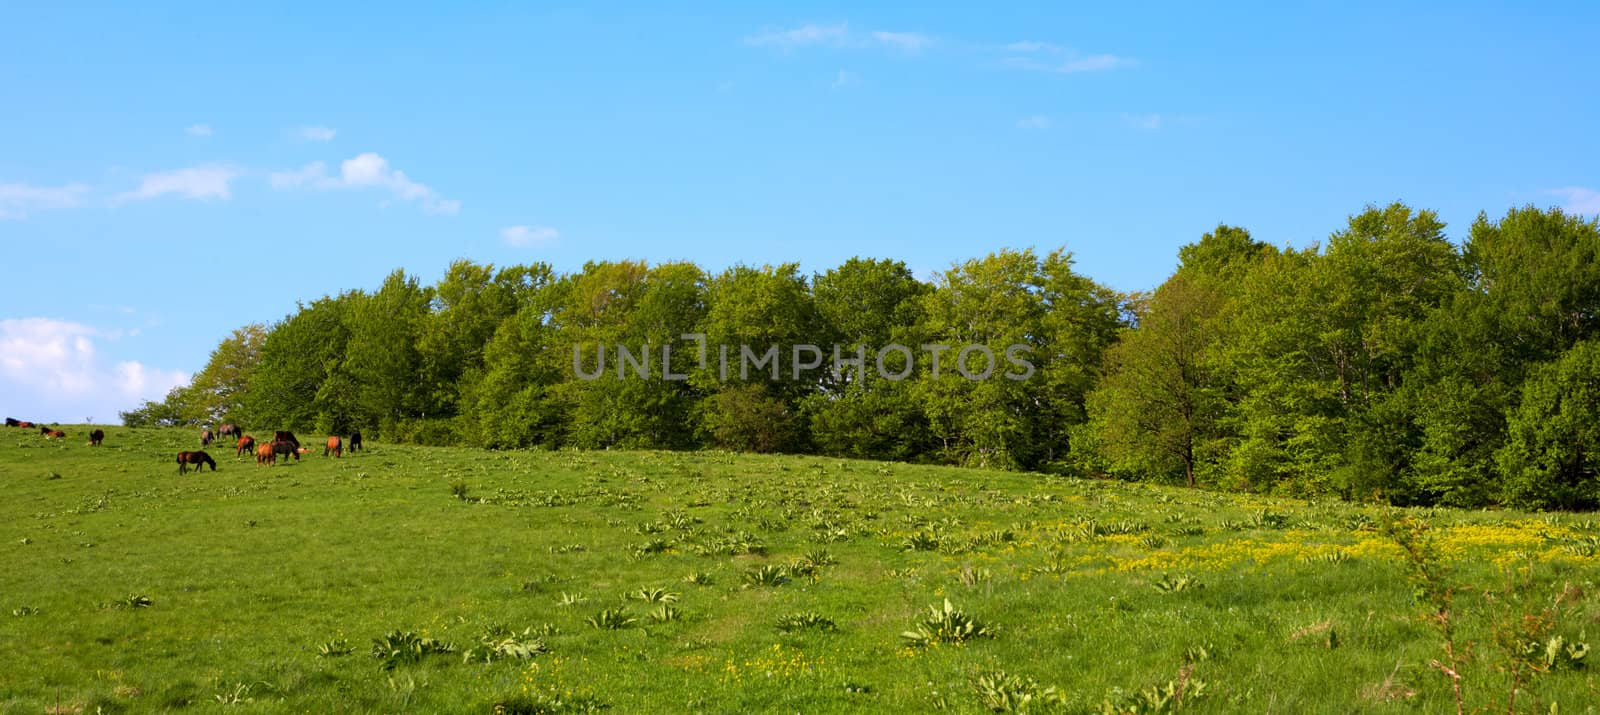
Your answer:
17;420;35;429
273;430;300;449
325;436;342;458
4;417;18;427
177;451;217;474
236;435;256;457
218;423;242;440
271;439;299;463
349;429;363;452
255;442;275;466
89;429;105;446
201;428;214;446
40;426;65;439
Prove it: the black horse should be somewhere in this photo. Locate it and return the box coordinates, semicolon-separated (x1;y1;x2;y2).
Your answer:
271;439;300;462
177;451;217;474
273;430;300;449
89;429;105;446
4;417;18;427
349;429;363;453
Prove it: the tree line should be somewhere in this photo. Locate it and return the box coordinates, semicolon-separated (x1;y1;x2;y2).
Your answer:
123;203;1600;509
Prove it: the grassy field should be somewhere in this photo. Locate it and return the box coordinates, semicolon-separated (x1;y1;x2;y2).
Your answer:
2;427;1598;713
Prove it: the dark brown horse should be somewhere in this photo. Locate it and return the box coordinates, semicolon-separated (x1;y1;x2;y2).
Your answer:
325;435;342;458
271;439;299;463
273;430;300;449
218;423;242;440
236;435;256;457
255;442;275;466
89;429;105;446
349;429;363;452
201;428;214;446
177;451;217;474
40;426;65;439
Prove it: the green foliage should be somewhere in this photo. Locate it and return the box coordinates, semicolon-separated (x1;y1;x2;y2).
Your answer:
774;612;837;633
585;608;637;630
901;599;995;646
370;630;456;670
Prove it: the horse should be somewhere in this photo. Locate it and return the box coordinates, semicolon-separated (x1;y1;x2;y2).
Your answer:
177;451;217;474
349;429;363;452
218;423;242;440
273;430;300;449
325;436;342;458
255;442;275;466
16;421;35;429
89;429;105;446
201;428;214;446
271;439;299;463
236;435;256;457
4;417;18;427
40;426;65;439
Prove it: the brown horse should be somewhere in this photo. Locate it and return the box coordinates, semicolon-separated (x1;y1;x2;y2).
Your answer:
40;426;65;439
89;429;105;446
177;451;217;474
201;428;214;446
255;442;275;466
325;436;342;458
273;430;300;449
236;435;256;457
218;423;242;440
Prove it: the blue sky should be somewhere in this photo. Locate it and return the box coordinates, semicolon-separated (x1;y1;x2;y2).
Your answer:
3;2;1598;422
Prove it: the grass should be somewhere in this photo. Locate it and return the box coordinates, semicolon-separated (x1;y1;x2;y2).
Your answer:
2;425;1598;712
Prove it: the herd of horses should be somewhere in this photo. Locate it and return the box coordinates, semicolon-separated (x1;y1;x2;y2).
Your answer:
6;417;363;475
182;426;363;474
5;418;96;443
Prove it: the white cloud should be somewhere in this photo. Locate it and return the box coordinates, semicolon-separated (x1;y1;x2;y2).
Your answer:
1550;187;1600;215
270;152;459;215
186;123;213;137
297;125;337;142
0;318;188;423
871;31;933;52
744;24;931;53
1122;113;1162;130
1001;41;1136;74
744;23;850;49
0;182;90;219
501;225;558;247
1016;115;1052;130
114;164;241;203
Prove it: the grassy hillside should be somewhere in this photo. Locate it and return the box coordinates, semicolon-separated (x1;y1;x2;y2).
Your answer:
2;427;1597;713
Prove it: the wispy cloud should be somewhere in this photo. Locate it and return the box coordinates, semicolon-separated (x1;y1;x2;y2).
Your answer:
744;23;933;53
1551;187;1600;215
744;23;850;49
1122;113;1162;130
185;123;213;138
114;165;241;204
0;182;90;219
271;152;460;215
1015;115;1052;130
297;126;337;142
1001;41;1136;74
871;31;933;52
501;225;558;247
832;70;860;89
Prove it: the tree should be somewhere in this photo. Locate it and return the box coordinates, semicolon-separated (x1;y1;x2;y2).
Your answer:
1497;340;1600;510
1083;273;1224;486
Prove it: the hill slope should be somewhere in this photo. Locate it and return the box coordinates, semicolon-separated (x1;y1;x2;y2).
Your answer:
2;427;1597;713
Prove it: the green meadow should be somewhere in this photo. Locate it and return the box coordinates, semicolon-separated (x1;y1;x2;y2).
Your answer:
3;427;1597;713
